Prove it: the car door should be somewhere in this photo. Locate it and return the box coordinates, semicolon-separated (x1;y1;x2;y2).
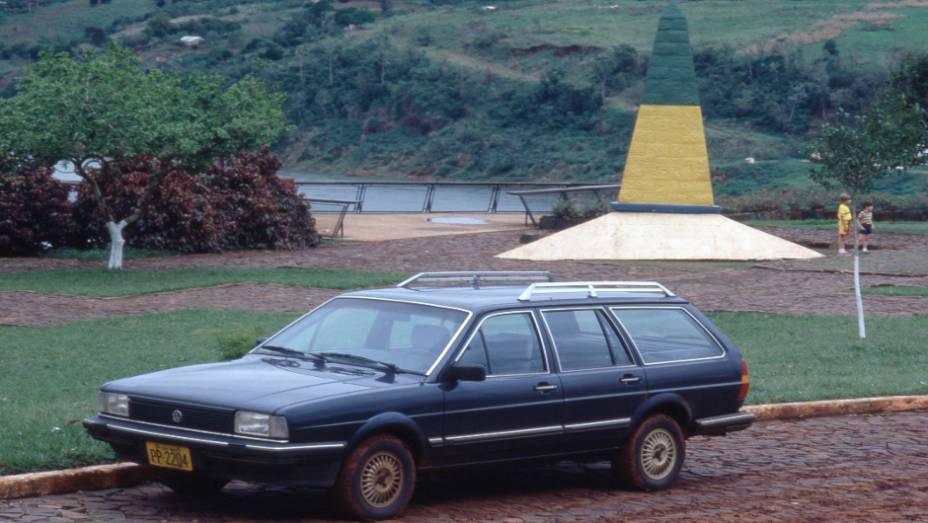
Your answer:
438;310;566;465
540;307;648;452
610;306;731;418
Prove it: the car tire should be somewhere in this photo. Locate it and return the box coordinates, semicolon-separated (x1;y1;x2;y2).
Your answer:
157;473;228;497
333;435;417;521
613;414;685;491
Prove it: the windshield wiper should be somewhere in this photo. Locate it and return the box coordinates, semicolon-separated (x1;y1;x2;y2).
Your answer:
259;345;326;364
312;352;426;376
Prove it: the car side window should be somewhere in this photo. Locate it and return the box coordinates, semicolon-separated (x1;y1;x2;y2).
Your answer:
457;330;489;368
598;311;633;366
459;313;545;375
611;308;723;364
543;309;615;370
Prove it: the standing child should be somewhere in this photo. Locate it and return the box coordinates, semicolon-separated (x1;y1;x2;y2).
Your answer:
857;201;874;253
836;193;852;256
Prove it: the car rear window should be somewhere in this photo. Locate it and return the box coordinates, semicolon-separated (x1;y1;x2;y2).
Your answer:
610;308;723;364
543;309;632;370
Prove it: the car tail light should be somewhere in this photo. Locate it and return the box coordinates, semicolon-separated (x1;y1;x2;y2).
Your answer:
738;359;750;402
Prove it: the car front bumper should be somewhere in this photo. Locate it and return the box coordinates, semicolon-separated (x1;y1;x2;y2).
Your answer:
83;415;345;487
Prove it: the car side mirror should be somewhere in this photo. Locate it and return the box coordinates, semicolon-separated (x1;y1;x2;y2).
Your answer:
254;337;268;348
448;363;487;382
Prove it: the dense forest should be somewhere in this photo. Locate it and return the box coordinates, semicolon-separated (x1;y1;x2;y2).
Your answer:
1;0;927;202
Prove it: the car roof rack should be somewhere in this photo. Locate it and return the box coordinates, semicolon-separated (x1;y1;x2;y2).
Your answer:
518;281;675;302
397;271;554;290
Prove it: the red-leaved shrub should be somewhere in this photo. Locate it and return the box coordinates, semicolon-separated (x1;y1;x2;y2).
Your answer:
0;167;73;256
71;160;221;252
71;148;320;253
206;147;319;250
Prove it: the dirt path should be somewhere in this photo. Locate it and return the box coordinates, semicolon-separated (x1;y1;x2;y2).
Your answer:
3;411;926;522
0;285;337;326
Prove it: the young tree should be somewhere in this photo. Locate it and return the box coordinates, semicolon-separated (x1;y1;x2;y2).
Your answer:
810;93;927;338
0;46;288;269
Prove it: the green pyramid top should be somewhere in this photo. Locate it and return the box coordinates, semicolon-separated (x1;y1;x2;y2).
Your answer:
640;0;700;106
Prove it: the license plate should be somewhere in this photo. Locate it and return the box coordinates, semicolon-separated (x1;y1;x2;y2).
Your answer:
145;441;193;472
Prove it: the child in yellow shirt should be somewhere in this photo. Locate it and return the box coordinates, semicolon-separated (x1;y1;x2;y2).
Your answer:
837;193;852;256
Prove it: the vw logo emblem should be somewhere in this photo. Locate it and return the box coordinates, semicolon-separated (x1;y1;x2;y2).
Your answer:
171;409;183;424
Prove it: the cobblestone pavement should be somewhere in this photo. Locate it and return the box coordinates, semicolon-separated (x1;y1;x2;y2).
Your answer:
2;412;927;522
2;228;927;325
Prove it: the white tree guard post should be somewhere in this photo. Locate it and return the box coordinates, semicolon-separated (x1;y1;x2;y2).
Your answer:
851;200;866;339
853;251;866;339
106;220;128;270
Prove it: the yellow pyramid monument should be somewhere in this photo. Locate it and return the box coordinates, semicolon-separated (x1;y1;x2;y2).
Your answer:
499;1;821;261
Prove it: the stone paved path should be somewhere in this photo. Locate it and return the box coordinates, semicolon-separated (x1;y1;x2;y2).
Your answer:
2;228;927;325
2;412;926;522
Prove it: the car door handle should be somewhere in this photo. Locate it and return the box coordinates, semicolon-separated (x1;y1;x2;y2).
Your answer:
620;375;641;385
534;383;558;392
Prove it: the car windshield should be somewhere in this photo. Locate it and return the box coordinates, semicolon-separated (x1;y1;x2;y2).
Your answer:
260;298;468;374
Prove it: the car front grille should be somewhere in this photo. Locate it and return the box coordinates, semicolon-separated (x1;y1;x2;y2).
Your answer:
129;398;234;434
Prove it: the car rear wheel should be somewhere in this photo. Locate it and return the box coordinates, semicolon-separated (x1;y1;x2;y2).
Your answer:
333;435;416;521
613;414;685;491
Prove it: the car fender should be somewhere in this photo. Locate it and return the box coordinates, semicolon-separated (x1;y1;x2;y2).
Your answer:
631;393;693;431
347;412;427;458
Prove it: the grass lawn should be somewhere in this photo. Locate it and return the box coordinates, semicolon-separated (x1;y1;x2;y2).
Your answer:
711;313;928;405
2;309;927;474
743;219;928;236
863;286;928;297
42;248;173;261
0;267;406;297
0;309;295;475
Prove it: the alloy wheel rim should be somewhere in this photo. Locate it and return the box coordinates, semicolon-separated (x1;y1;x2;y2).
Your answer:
640;428;677;480
360;451;404;508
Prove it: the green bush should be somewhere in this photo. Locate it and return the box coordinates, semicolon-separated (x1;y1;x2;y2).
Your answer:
216;325;268;361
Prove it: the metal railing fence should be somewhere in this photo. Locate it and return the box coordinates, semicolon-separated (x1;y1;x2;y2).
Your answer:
295;181;617;214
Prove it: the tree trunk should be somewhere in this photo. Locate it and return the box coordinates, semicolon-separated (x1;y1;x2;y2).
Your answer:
106;220;128;270
850;199;866;338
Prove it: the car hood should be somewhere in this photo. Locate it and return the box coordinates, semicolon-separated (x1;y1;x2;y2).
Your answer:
103;354;422;412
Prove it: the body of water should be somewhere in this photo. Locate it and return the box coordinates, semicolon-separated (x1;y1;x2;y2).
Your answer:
281;170;613;213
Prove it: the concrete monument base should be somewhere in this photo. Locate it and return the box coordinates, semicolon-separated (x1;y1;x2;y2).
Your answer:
497;212;823;261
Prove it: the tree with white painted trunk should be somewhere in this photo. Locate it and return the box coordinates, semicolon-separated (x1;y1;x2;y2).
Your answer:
810;93;927;338
0;47;288;269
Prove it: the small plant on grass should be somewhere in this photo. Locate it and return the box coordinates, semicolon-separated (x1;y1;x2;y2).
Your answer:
216;325;268;361
552;198;578;220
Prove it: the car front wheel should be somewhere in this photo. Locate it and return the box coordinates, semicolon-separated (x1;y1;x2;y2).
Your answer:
613;414;685;491
333;435;416;521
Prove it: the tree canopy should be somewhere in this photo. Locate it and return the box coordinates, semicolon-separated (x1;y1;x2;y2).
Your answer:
809;93;927;196
0;46;288;174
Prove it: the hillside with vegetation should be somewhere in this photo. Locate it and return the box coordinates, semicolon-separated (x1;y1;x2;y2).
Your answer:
2;0;928;204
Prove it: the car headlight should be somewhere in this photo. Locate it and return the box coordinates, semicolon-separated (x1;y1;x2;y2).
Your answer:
98;392;130;417
234;411;289;439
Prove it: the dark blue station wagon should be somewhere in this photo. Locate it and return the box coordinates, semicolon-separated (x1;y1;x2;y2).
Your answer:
84;271;754;520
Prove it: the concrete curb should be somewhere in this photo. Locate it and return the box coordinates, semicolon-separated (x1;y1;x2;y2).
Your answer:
742;394;928;421
0;463;148;500
2;395;927;500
